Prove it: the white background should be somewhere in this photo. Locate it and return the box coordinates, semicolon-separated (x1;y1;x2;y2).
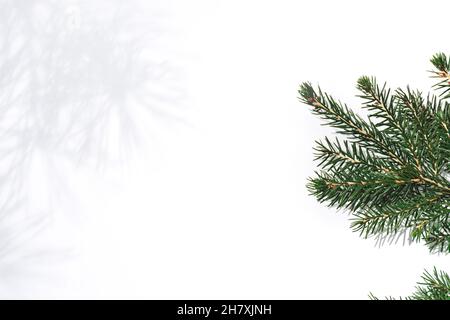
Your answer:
0;0;449;299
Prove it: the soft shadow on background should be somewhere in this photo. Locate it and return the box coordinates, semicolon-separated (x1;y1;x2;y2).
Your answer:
0;0;184;297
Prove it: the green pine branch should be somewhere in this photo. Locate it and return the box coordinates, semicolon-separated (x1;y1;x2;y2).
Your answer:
430;53;450;99
370;268;450;300
299;53;450;255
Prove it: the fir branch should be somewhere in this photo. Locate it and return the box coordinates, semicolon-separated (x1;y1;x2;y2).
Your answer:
370;268;450;300
396;89;438;173
299;83;407;166
421;217;450;253
430;52;450;99
313;137;392;173
357;76;402;134
300;53;450;254
351;193;449;252
411;268;450;300
307;169;421;212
